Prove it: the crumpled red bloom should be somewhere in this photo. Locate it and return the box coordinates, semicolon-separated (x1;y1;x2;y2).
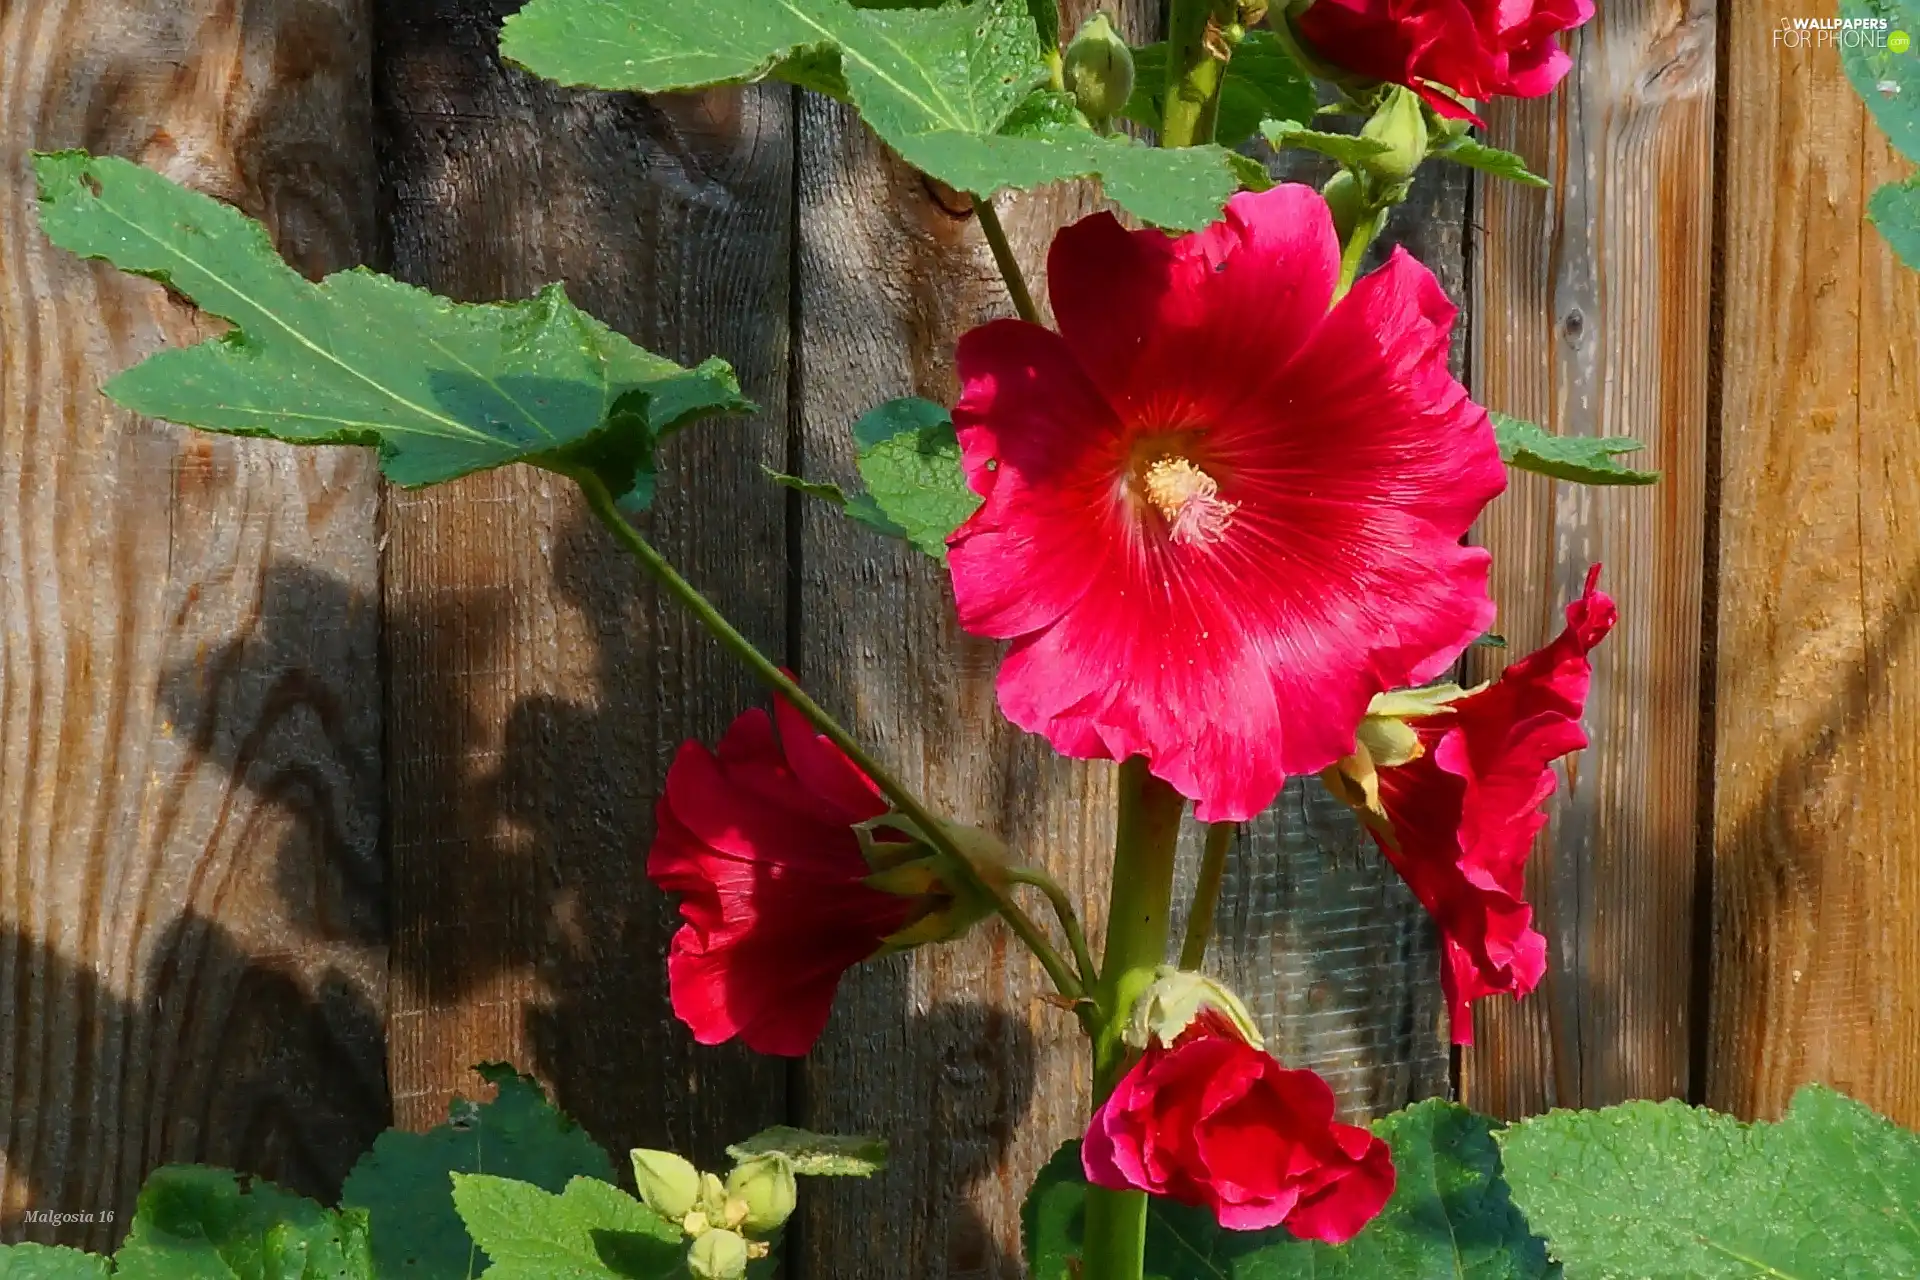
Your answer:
1082;1011;1396;1241
1370;565;1616;1044
647;696;913;1057
946;184;1504;823
1295;0;1593;122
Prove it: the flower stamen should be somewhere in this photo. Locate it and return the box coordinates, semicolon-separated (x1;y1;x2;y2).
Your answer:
1141;456;1237;545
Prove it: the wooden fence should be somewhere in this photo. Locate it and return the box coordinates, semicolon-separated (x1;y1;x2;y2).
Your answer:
1;0;1915;1266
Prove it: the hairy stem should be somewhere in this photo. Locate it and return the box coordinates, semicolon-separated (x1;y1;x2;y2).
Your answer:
1006;865;1098;988
572;470;1084;1005
1082;757;1188;1280
1159;0;1235;148
974;197;1040;324
1179;821;1236;970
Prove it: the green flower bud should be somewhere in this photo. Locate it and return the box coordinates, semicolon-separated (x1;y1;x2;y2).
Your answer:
687;1228;752;1280
726;1153;798;1235
1320;170;1365;244
1359;86;1429;185
630;1148;703;1223
1062;12;1135;129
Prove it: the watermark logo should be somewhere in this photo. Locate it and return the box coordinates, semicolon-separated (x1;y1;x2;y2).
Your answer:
22;1207;115;1226
1772;14;1906;48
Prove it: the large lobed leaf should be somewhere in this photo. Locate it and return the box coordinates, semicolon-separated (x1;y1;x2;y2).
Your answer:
1500;1085;1920;1279
498;0;1265;229
33;151;752;512
340;1063;617;1279
1024;1101;1558;1279
449;1175;684;1279
114;1167;373;1280
0;1245;113;1279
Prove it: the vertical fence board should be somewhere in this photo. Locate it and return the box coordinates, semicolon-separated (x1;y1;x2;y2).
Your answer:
0;0;386;1245
376;1;791;1159
1708;3;1920;1125
1465;0;1717;1114
794;23;1462;1277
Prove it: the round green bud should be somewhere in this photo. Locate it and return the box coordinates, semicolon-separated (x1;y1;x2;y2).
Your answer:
726;1153;798;1235
1359;86;1429;185
687;1228;752;1280
1062;12;1135;128
630;1149;703;1223
1320;170;1365;244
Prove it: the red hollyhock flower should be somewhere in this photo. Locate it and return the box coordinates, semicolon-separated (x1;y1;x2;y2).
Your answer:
1083;1010;1395;1241
647;696;916;1057
1294;0;1594;122
947;184;1505;823
1368;566;1616;1044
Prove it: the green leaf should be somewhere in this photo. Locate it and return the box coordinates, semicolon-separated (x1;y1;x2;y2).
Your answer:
1491;412;1659;485
1500;1085;1920;1279
1841;0;1920;161
726;1126;888;1177
850;398;980;560
1433;137;1549;187
114;1167;373;1280
1124;33;1316;147
1024;1101;1558;1278
341;1063;617;1280
765;469;911;539
450;1175;684;1279
498;0;1261;229
1258;119;1393;169
1869;175;1920;269
32;151;751;513
0;1244;113;1279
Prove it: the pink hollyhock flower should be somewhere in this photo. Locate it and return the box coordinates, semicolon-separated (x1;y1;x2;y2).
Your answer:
1362;566;1616;1044
947;184;1505;823
1294;0;1594;122
1083;1010;1396;1241
647;696;919;1057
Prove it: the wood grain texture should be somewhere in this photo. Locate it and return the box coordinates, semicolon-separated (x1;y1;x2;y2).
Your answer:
793;30;1463;1278
375;0;791;1163
1707;3;1920;1125
0;0;386;1246
1463;0;1717;1115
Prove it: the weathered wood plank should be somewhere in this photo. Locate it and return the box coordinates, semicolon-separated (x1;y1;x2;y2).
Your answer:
794;25;1464;1277
0;0;386;1245
1707;6;1920;1125
1463;1;1717;1114
375;0;792;1163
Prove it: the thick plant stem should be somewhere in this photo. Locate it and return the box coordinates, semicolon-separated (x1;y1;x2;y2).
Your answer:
974;197;1040;324
572;470;1084;1007
1333;206;1385;301
1160;0;1234;148
1082;757;1187;1280
1179;822;1236;970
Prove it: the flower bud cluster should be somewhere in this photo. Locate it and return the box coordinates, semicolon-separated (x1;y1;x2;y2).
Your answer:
630;1147;799;1280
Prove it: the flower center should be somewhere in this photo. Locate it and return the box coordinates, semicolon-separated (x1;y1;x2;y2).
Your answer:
1140;455;1236;545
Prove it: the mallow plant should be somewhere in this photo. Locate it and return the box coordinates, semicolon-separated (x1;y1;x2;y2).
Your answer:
13;0;1919;1273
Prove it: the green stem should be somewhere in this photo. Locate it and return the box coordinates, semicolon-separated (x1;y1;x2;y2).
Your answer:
1082;757;1187;1280
1159;0;1235;148
1178;822;1235;970
1006;865;1097;989
974;197;1040;325
1333;206;1385;301
572;471;1083;1005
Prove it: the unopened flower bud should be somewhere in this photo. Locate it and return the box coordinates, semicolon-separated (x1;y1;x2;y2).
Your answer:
1320;170;1366;244
687;1228;752;1280
1124;968;1264;1051
1359;86;1429;185
1063;12;1135;129
630;1149;702;1223
726;1153;798;1235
